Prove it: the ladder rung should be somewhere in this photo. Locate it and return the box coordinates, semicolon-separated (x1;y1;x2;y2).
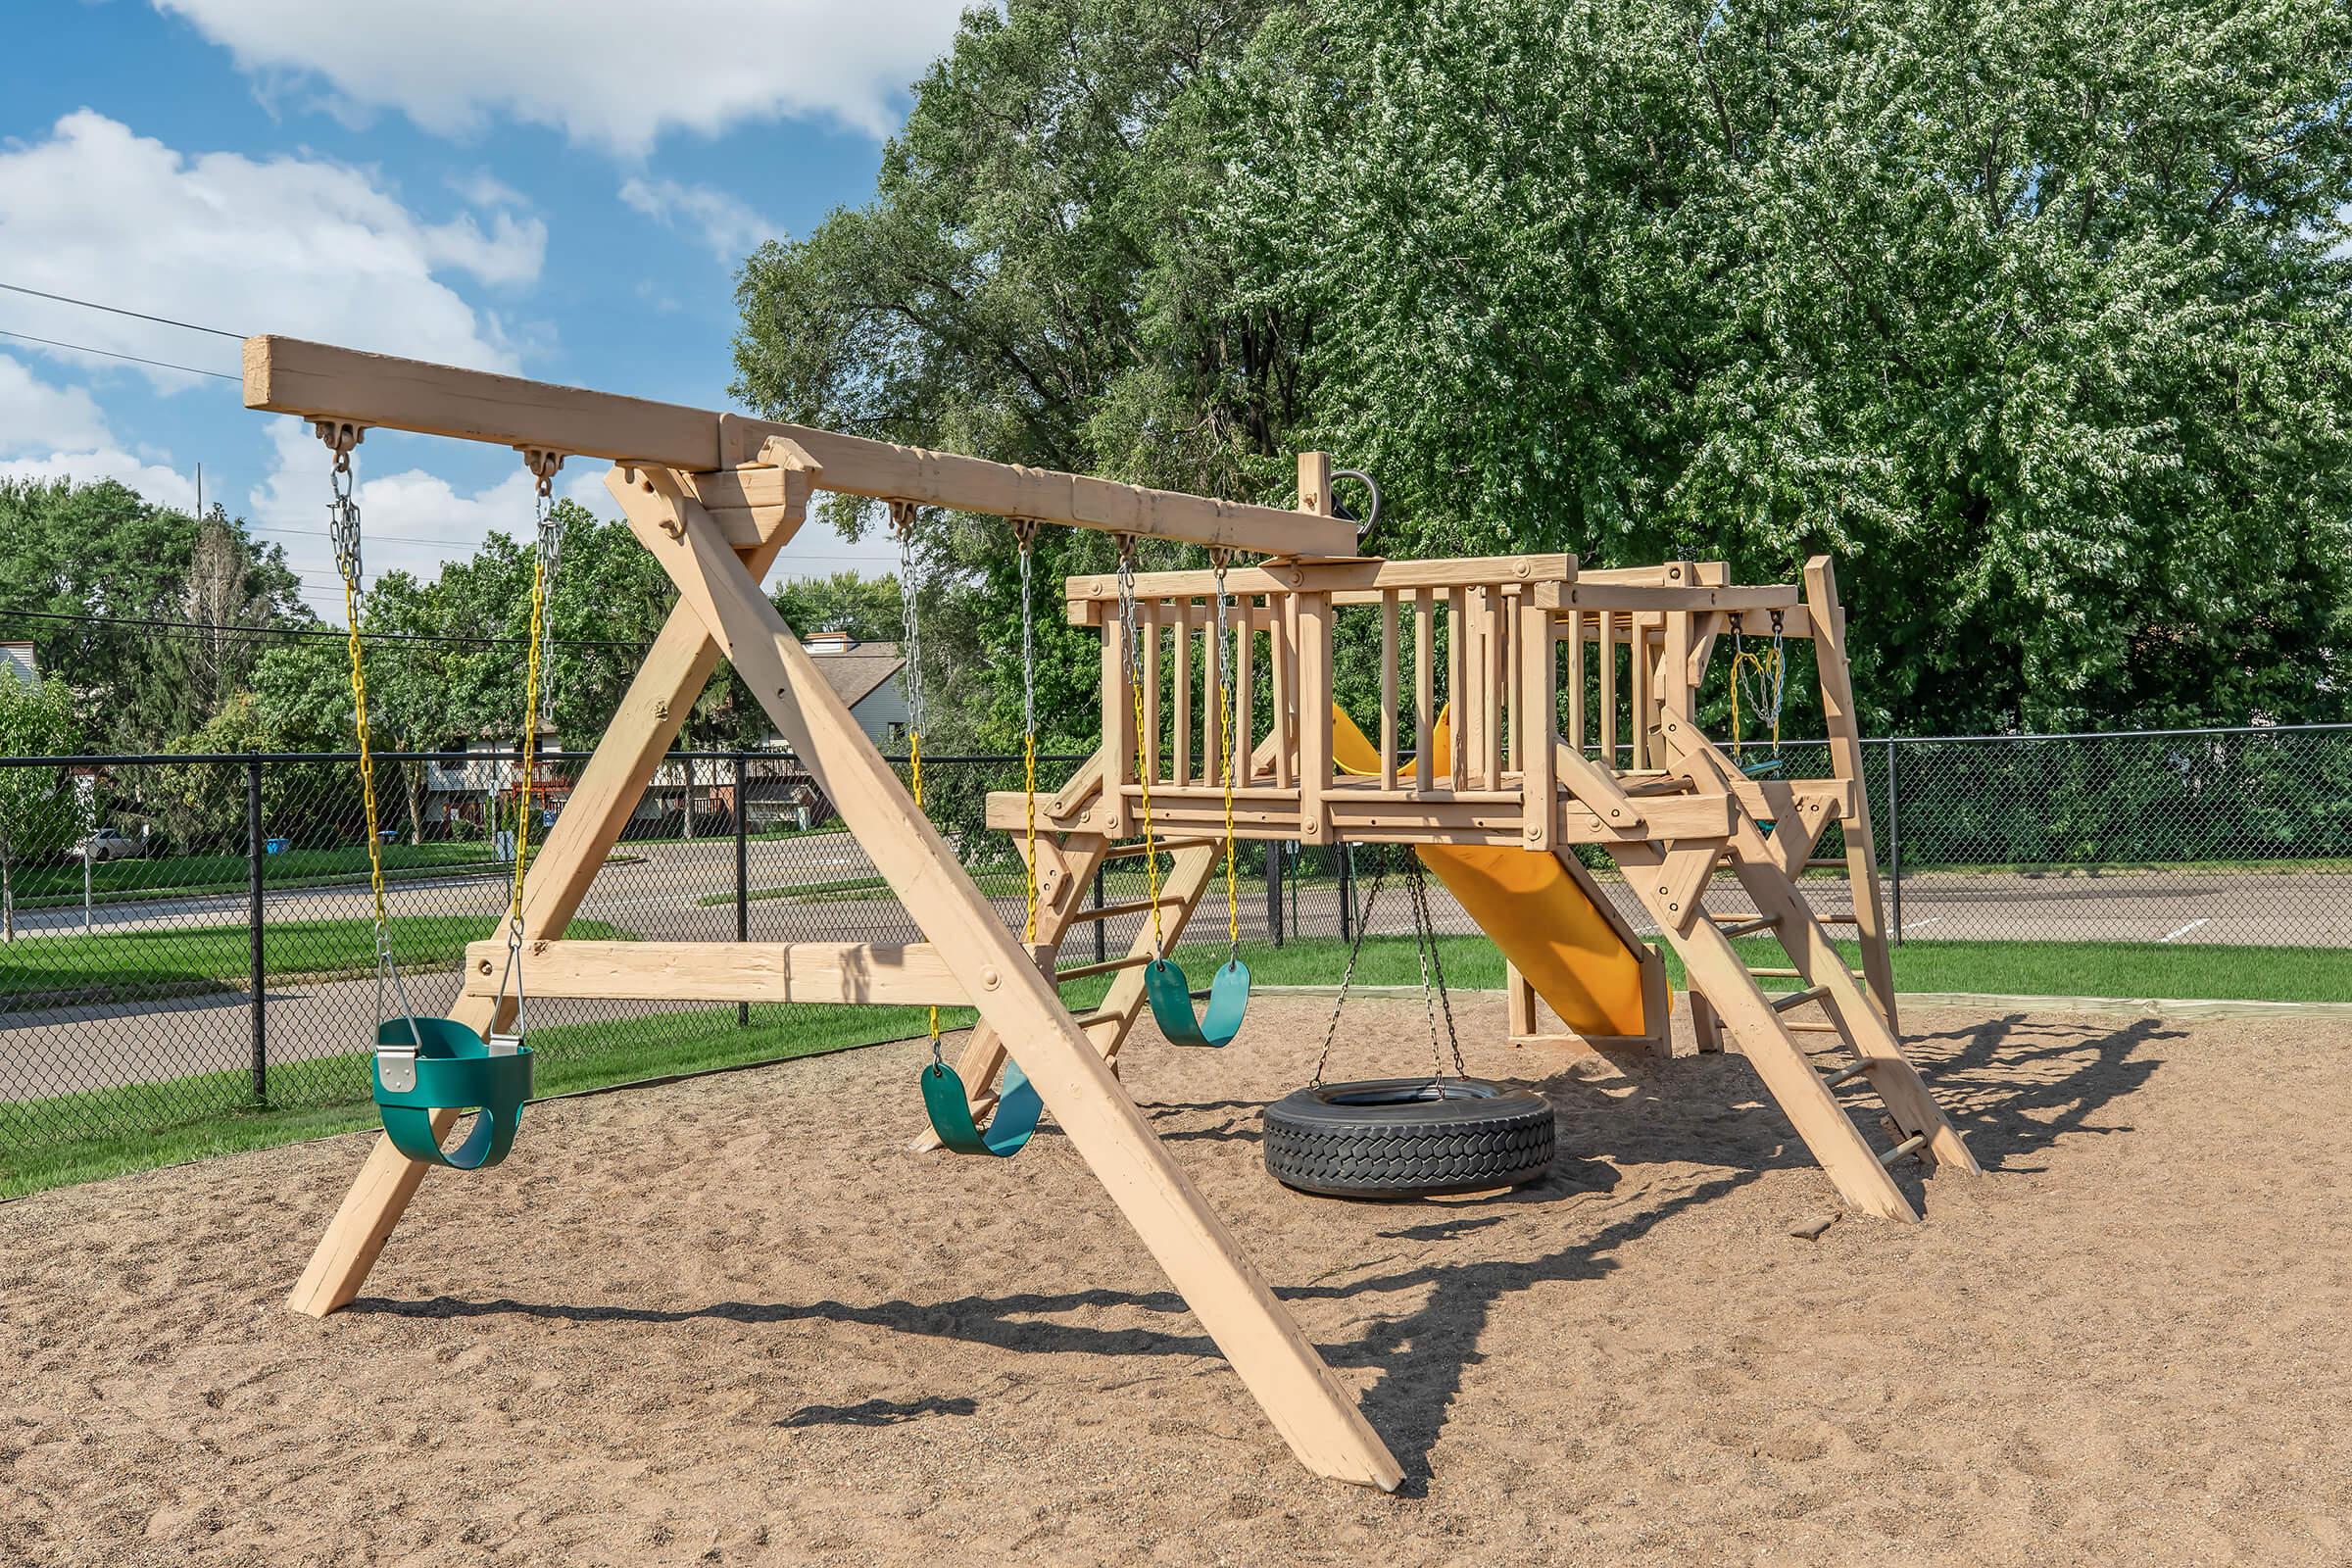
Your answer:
1065;896;1185;924
1803;858;1848;869
1769;985;1830;1013
1878;1131;1930;1166
1748;966;1801;979
1823;1059;1873;1088
1054;954;1152;983
1787;1021;1842;1034
1073;1009;1123;1029
1713;915;1780;938
1099;838;1211;860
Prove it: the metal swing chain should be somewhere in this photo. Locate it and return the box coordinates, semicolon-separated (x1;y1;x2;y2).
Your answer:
1309;847;1389;1088
1727;612;1788;760
319;422;422;1071
1114;537;1164;957
1209;550;1240;960
1404;852;1466;1081
490;451;564;1051
889;500;943;1062
1014;519;1041;944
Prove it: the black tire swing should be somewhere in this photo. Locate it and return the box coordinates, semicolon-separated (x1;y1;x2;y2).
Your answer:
1262;846;1555;1200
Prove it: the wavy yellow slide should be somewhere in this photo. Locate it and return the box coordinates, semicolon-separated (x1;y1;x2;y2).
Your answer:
1330;704;1651;1038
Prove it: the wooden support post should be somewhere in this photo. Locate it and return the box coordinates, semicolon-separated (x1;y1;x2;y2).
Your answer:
1506;960;1538;1038
619;467;1401;1491
1446;587;1469;791
1103;599;1135;837
1379;590;1399;790
1597;612;1618;771
1413;589;1435;791
1297;592;1333;844
287;457;813;1318
1566;610;1586;758
1172;610;1191;786
1235;605;1256;782
1142;606;1163;785
1519;593;1555;852
1806;558;1899;1032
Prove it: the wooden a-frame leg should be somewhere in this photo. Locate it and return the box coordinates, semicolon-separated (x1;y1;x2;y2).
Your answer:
286;515;802;1319
1616;844;1920;1222
615;468;1402;1491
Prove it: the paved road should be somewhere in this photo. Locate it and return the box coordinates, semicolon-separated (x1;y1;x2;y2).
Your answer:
4;836;2342;1103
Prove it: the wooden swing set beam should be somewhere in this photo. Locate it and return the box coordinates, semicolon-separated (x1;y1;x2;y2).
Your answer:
242;336;1356;557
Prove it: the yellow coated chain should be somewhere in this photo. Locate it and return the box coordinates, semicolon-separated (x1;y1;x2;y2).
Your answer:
1211;555;1239;955
1115;540;1162;954
893;501;941;1051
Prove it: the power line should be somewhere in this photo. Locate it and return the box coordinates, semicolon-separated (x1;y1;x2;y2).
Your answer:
0;326;241;381
0;282;246;341
0;605;654;653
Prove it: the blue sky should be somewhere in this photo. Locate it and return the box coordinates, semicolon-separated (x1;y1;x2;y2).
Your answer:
1;0;975;616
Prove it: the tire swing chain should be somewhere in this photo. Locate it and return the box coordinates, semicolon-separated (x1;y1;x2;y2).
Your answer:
1309;847;1465;1091
1308;850;1388;1089
319;420;424;1082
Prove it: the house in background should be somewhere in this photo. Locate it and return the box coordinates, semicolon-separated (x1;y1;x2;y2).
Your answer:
2;641;35;688
803;632;909;749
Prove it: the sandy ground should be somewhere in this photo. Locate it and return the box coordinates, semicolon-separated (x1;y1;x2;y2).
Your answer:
7;993;2352;1567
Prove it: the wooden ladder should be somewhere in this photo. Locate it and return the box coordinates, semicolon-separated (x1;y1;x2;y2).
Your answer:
914;831;1222;1144
1625;714;1979;1220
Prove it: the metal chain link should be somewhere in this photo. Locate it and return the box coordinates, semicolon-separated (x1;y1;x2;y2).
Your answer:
1114;537;1163;955
1210;551;1240;957
888;500;941;1059
1310;848;1388;1087
1014;519;1040;943
1405;852;1465;1080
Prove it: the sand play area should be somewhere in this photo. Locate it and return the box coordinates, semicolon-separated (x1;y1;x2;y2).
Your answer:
7;991;2352;1566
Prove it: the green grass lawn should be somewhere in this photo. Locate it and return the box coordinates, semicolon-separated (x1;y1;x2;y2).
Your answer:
0;914;628;1001
0;978;1110;1199
1231;933;2352;1004
5;930;2344;1201
13;841;512;908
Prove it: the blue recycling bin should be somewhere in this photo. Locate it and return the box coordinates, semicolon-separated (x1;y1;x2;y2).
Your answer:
264;836;289;855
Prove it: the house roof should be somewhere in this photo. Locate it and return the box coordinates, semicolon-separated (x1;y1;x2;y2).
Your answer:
806;640;906;710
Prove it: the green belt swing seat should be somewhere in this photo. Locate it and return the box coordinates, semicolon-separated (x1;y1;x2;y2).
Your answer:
1144;955;1251;1048
920;1056;1044;1157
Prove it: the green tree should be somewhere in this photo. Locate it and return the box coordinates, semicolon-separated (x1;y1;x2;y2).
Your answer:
734;0;1288;750
1218;0;2352;731
0;479;308;748
735;0;2352;739
0;672;79;939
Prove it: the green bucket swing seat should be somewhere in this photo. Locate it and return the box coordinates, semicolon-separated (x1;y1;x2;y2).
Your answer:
371;1015;533;1170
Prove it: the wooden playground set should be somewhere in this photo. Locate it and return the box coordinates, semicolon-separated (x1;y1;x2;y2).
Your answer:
249;334;1979;1494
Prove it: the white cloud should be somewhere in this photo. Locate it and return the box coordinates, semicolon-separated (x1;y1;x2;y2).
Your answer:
0;112;542;390
0;448;199;512
618;176;784;265
0;355;112;456
154;0;971;153
450;169;530;210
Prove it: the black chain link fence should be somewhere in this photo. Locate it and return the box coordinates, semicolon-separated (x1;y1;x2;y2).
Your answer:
4;724;2348;1149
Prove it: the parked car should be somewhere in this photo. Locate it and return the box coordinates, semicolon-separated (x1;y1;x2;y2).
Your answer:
78;826;145;862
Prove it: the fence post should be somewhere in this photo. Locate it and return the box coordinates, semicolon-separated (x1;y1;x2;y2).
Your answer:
1267;841;1286;948
1339;844;1354;941
1093;862;1106;963
1884;735;1903;947
247;757;268;1103
736;753;750;1027
682;754;695;841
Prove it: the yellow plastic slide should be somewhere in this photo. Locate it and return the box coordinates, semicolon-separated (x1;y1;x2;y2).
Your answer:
1329;704;1651;1038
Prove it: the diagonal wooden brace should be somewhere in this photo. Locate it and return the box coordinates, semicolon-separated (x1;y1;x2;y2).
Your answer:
612;466;1403;1491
